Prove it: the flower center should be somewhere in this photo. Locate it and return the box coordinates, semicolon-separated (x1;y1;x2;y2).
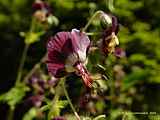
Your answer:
65;53;78;72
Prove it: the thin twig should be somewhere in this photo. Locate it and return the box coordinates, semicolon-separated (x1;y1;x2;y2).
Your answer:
82;10;104;32
16;44;29;85
62;79;81;120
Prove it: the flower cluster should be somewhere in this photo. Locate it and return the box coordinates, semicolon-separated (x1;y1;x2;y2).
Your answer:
46;14;120;89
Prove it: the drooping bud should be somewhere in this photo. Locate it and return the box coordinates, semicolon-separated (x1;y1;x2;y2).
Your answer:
100;12;112;30
100;13;120;55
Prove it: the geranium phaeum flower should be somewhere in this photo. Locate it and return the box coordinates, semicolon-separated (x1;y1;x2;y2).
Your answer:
101;13;119;55
47;29;92;88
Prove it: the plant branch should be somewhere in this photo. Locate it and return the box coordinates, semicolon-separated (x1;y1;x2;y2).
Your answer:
16;44;29;85
7;107;14;120
62;79;81;120
86;32;101;36
82;10;104;32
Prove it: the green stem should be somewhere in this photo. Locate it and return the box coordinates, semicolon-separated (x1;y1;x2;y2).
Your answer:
15;17;38;85
8;107;14;120
107;66;114;111
122;113;127;120
93;115;106;120
86;32;101;36
16;44;29;85
82;10;104;32
62;79;81;120
107;0;115;12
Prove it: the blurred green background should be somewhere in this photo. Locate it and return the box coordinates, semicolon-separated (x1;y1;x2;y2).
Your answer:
0;0;160;120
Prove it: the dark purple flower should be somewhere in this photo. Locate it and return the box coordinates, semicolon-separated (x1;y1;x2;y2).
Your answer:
100;13;119;55
47;29;92;88
28;95;44;107
114;47;126;58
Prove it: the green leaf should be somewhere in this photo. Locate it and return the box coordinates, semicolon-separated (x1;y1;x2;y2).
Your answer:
57;100;68;109
22;108;37;120
95;100;106;113
0;83;29;108
25;31;44;45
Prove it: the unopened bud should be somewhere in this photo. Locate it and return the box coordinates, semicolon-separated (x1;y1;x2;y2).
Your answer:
100;13;112;29
47;15;59;26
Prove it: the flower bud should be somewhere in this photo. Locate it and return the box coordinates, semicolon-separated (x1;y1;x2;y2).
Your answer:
100;13;112;30
114;47;126;58
47;15;59;26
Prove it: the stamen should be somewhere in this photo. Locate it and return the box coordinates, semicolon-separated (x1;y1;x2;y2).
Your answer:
75;62;92;88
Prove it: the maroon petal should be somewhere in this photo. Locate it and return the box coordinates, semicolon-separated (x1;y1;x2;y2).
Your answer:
32;1;51;14
71;29;90;62
112;15;119;35
47;32;73;77
47;32;73;54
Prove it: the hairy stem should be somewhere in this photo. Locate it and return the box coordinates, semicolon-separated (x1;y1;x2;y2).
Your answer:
86;32;101;36
82;10;104;32
7;107;14;120
15;18;37;85
16;44;29;85
62;79;81;120
107;0;115;12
